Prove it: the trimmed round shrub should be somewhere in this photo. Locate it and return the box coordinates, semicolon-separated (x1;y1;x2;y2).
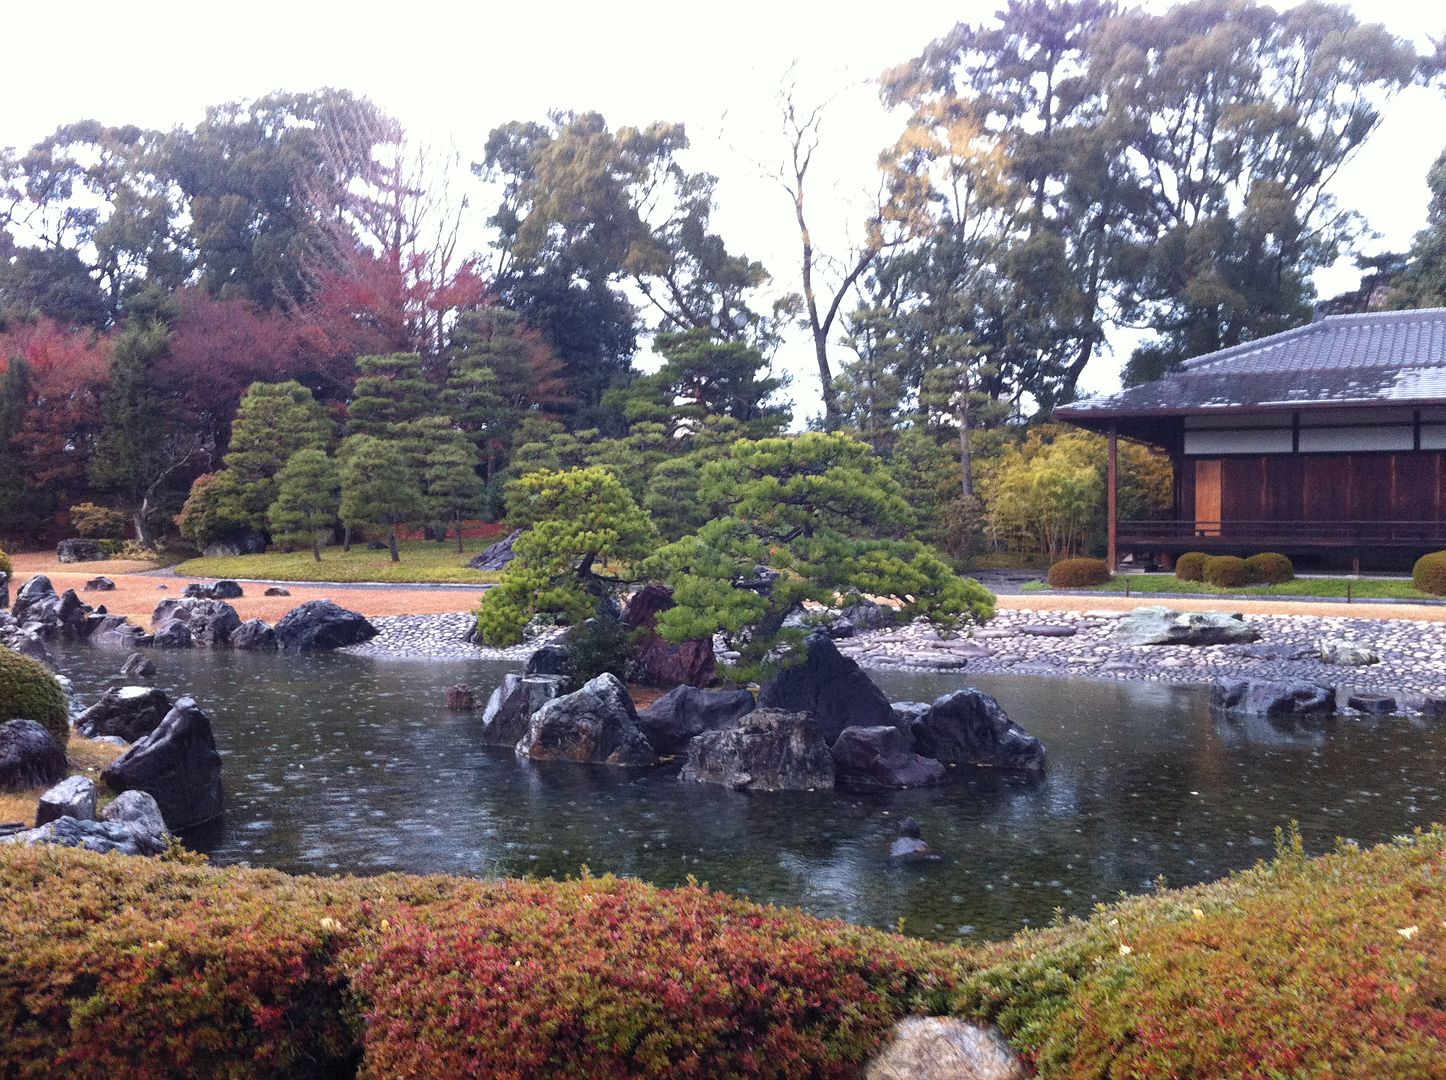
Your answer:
1412;551;1446;596
1174;551;1208;581
0;648;67;747
1047;557;1112;589
1202;555;1249;588
0;549;11;578
1244;552;1294;585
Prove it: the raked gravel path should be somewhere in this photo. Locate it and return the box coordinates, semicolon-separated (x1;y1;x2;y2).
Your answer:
341;606;1446;707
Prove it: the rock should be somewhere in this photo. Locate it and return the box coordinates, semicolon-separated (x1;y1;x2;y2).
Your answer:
36;776;97;826
120;652;156;679
102;697;224;831
1017;624;1076;637
1209;678;1335;718
12;575;60;627
5;628;48;663
264;586;291;597
480;674;565;747
681;708;835;791
864;1017;1026;1080
202;530;266;558
273;600;378;652
1229;643;1318;661
831;726;947;789
445;684;476;710
55;538;105;563
636;686;756;756
230;619;275;650
93;618;150;648
0;719;67;792
889;701;933;749
84;576;116;592
623;583;716;688
888;817;938;862
75;685;173;742
919;690;1046;775
100;789;167;840
1347;691;1396;714
151;620;193;649
183;580;243;600
468;529;522;570
838;600;899;632
0;570;7;610
758;632;893;745
1422;695;1446;719
1115;606;1260;647
515;673;656;767
159;598;241;647
366;540;388;551
0;816;167;857
524;644;570;677
1318;639;1379;666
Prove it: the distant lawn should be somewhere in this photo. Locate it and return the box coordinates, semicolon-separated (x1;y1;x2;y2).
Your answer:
175;539;505;584
1023;573;1439;602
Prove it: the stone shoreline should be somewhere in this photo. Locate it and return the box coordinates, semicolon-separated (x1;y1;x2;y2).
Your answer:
340;607;1446;708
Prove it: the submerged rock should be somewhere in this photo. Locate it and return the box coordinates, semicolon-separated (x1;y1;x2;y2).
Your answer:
102;697;224;831
481;674;565;747
515;673;656;767
831;726;947;789
1347;691;1396;715
1210;678;1335;718
919;690;1046;775
1115;606;1259;647
681;708;835;792
758;632;892;745
75;685;173;742
636;686;756;757
273;600;378;652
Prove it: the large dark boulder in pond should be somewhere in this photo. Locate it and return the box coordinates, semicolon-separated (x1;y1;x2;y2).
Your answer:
151;620;192;649
55;538;105;564
481;674;565;747
76;685;173;742
681;708;835;792
758;632;892;745
1210;678;1335;718
468;528;522;571
623;583;716;688
93;617;149;649
0;815;167;857
524;643;569;677
921;690;1046;775
273;600;378;652
4;627;48;663
120;651;155;679
12;575;60;629
187;600;242;647
54;589;95;639
0;719;67;792
230;619;276;651
102;697;224;831
831;725;947;790
36;775;97;826
637;686;756;757
516;673;656;767
1114;605;1259;647
889;701;933;753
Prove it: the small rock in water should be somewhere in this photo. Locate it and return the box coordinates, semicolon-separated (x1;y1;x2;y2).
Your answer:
889;816;938;862
445;684;476;711
1347;691;1396;715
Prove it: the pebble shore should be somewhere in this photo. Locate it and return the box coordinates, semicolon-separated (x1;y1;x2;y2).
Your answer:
341;606;1446;706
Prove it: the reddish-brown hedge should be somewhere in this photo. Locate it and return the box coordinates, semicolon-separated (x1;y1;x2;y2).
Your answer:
1202;554;1249;587
1046;557;1112;589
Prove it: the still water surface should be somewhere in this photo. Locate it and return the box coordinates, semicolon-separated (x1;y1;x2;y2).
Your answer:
54;647;1446;941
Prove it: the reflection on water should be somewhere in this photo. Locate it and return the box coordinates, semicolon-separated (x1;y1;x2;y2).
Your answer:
52;647;1446;941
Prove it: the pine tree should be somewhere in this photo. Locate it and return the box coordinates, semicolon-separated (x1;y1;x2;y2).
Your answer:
338;435;421;561
268;449;341;561
347;353;430;438
422;431;485;553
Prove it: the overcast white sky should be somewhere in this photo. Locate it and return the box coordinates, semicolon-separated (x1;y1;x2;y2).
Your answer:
3;0;1443;421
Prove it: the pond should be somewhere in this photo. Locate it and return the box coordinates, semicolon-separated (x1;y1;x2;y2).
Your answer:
54;646;1446;942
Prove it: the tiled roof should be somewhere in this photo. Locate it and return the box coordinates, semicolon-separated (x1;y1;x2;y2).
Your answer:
1059;309;1446;415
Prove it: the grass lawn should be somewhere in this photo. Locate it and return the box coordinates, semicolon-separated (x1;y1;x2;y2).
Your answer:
1023;572;1439;602
174;539;505;585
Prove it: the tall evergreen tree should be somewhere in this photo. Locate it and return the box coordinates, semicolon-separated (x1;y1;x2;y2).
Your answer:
347;353;430;437
338;434;421;561
268;448;341;561
1392;147;1446;309
422;430;485;553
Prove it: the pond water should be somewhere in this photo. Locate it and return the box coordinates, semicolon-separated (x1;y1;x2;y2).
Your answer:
53;646;1446;942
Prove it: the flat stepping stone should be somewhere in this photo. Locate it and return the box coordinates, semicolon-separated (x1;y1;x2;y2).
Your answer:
1017;625;1077;638
1347;692;1397;715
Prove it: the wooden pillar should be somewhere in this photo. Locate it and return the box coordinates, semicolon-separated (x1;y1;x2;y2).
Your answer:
1107;424;1119;571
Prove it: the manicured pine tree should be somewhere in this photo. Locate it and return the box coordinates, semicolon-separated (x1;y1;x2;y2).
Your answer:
338;434;421;562
422;431;485;553
225;380;334;522
268;449;341;561
347;353;430;438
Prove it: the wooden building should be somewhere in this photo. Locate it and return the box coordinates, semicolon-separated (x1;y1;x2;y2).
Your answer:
1056;309;1446;571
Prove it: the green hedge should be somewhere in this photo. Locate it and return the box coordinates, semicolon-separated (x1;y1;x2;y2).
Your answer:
3;830;1444;1078
1202;554;1249;587
1174;551;1208;581
0;648;68;747
1046;557;1112;589
1413;551;1446;596
1245;552;1294;584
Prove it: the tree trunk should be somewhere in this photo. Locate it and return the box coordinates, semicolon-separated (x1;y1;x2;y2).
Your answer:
343;524;352;553
312;531;323;562
132;510;151;549
388;527;400;562
957;380;974;499
455;518;464;554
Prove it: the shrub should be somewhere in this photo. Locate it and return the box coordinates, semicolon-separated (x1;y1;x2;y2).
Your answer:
1245;551;1294;584
1174;551;1208;581
0;648;68;747
0;549;11;578
1202;554;1248;587
1412;551;1446;596
562;615;637;692
1046;557;1112;588
67;502;127;539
